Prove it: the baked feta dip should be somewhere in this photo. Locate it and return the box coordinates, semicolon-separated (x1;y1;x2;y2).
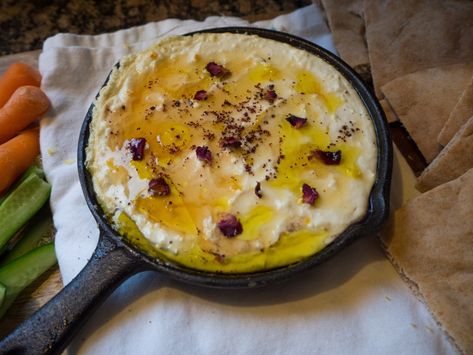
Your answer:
86;33;377;273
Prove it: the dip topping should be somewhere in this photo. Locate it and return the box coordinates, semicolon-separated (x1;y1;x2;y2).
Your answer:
312;149;342;165
128;138;146;161
194;90;208;101
255;182;263;198
205;61;231;78
286;114;307;128
263;87;277;103
148;177;171;196
195;145;212;163
219;136;241;149
302;183;319;205
217;214;243;237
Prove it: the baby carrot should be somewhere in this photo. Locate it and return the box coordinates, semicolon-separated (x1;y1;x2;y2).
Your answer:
0;86;50;144
0;129;40;195
0;62;42;108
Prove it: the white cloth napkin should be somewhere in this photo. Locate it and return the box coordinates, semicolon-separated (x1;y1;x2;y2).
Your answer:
38;5;455;354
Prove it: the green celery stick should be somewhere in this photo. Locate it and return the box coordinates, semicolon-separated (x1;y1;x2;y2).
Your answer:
0;243;57;318
0;163;44;206
0;174;51;251
0;207;53;266
0;282;5;308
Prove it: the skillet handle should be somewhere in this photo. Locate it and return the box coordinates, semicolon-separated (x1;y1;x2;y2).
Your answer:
0;233;143;355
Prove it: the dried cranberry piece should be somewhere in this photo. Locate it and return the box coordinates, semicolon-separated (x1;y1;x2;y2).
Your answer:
196;146;212;163
206;62;231;78
220;136;241;149
149;177;171;196
217;214;243;237
194;90;208;101
302;183;319;205
255;182;263;198
314;149;342;165
264;89;277;103
286;115;307;128
128;138;146;161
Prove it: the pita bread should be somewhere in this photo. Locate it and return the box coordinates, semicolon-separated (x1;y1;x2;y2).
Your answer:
381;168;473;355
438;76;473;147
364;0;473;96
381;62;473;162
417;116;473;192
379;98;398;123
318;0;371;81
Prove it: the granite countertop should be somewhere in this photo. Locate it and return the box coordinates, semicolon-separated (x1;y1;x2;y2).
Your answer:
0;0;311;55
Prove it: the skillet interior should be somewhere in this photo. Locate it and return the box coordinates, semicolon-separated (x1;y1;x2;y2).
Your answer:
78;27;392;289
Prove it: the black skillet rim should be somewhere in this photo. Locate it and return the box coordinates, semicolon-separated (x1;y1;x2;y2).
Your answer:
78;27;392;288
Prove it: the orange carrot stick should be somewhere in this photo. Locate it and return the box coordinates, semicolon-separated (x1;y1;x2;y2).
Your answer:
0;129;40;194
0;86;50;145
0;62;42;109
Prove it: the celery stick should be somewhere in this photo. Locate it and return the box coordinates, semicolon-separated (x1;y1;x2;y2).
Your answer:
0;243;56;318
0;174;51;251
0;282;5;308
0;164;45;206
0;207;53;266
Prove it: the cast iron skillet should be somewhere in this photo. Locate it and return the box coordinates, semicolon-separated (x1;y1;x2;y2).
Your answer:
0;27;392;354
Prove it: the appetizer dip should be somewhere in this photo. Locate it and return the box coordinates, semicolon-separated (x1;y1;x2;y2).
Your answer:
86;33;377;273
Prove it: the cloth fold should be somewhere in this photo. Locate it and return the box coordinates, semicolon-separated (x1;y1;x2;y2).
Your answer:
38;5;454;354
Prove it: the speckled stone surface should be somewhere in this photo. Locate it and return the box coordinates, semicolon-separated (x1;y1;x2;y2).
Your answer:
0;0;311;55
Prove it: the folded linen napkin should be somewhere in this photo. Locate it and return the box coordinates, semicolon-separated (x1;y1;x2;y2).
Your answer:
38;5;455;354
